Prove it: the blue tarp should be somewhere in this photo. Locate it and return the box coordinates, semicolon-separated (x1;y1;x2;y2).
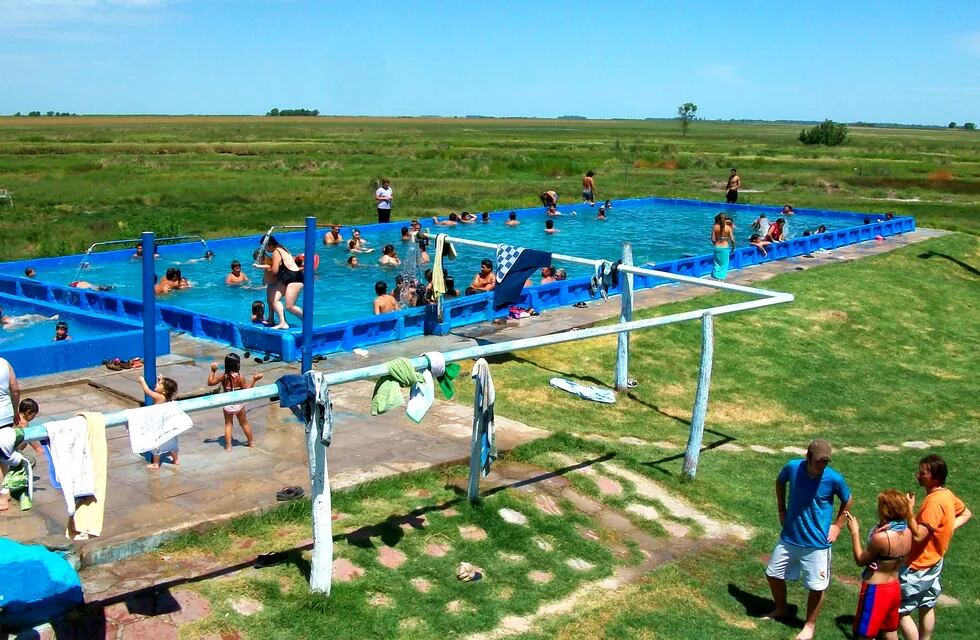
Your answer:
0;538;83;629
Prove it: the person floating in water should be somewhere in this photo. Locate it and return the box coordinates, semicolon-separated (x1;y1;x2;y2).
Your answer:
68;280;114;292
373;281;398;315
0;306;58;330
225;260;249;285
582;170;597;205
323;225;344;246
725;168;741;204
346;255;359;268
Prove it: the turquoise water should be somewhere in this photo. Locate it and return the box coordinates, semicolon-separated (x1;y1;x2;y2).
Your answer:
22;202;848;327
0;308;102;347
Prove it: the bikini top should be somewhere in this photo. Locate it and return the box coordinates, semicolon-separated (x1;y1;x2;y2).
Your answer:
866;520;909;575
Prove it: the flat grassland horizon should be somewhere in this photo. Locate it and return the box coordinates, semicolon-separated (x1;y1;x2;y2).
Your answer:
0;116;976;261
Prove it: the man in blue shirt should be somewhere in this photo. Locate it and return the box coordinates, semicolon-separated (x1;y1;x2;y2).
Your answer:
764;439;853;640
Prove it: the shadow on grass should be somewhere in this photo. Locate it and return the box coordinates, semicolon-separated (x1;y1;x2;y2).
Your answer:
483;352;611;389
834;614;857;640
641;428;737;476
727;583;802;630
917;251;980;277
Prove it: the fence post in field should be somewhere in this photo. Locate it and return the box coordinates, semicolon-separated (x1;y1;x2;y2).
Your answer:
682;312;714;480
615;243;634;391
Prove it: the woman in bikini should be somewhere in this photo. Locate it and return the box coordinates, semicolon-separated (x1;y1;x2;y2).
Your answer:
256;235;304;329
845;489;913;640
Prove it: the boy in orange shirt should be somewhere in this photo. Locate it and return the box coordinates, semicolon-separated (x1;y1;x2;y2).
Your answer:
899;454;972;640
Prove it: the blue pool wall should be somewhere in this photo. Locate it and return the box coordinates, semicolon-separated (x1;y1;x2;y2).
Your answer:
0;291;170;378
0;196;915;365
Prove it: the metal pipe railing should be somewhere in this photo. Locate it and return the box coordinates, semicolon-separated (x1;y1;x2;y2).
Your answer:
20;289;791;444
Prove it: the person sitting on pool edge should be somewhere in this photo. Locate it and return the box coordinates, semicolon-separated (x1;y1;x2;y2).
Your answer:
379;244;401;267
545;219;559;234
225;260;249;285
465;259;496;295
373;281;398;315
53;320;70;341
749;234;772;256
323;225;344;245
506;211;519;227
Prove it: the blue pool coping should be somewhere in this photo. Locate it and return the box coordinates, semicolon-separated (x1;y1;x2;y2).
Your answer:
0;291;170;378
0;196;914;367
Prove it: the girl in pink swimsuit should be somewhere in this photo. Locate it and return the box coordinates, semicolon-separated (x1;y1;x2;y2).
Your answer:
207;353;263;452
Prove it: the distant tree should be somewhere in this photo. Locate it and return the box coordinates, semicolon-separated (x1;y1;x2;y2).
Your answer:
799;119;848;146
677;102;698;136
267;108;280;116
267;108;319;117
964;122;976;130
28;111;41;117
948;122;957;128
46;111;54;117
13;112;21;117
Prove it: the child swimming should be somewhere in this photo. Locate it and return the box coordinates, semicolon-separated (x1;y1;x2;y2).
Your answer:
225;260;249;285
207;353;263;452
0;306;57;330
53;320;70;341
251;300;266;324
137;375;180;468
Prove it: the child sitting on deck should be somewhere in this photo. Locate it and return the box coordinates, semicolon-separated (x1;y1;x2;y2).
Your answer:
207;354;263;452
137;375;180;468
0;399;44;511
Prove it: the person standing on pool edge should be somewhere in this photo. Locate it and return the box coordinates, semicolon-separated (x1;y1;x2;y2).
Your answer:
764;439;852;640
582;170;597;206
726;168;741;203
898;454;971;640
375;178;393;224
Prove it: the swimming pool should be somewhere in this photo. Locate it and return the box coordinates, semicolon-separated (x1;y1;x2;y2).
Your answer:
0;196;914;366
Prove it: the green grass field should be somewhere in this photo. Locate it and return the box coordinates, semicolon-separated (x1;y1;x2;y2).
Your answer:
0;116;977;260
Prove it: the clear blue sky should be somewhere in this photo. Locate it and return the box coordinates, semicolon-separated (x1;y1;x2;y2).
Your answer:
2;1;977;125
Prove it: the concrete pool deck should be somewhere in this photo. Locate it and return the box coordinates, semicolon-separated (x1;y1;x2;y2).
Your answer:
0;228;945;572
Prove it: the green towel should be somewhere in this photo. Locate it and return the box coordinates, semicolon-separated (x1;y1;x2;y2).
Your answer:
437;362;461;400
371;358;425;415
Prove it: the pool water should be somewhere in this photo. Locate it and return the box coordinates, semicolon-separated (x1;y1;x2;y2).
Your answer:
16;202;848;327
0;308;102;346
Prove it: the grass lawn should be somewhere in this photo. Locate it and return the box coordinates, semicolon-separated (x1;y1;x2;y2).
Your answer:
132;232;977;639
0;116;977;260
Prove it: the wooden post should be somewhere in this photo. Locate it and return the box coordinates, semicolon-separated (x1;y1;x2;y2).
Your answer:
307;418;332;593
682;312;714;480
614;243;634;391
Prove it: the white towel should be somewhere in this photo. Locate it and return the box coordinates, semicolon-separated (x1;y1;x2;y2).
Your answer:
471;358;497;477
423;351;446;378
406;370;434;423
44;416;92;516
125;403;194;454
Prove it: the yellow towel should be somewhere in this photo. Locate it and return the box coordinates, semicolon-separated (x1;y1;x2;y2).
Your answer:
432;233;457;301
67;412;107;539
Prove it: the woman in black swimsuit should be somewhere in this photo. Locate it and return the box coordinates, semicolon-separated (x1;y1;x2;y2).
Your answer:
261;235;304;329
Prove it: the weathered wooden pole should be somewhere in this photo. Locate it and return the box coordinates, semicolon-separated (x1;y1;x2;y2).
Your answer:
682;312;714;480
614;243;634;391
307;396;332;593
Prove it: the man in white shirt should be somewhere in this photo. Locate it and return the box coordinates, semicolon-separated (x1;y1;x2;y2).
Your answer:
375;178;393;223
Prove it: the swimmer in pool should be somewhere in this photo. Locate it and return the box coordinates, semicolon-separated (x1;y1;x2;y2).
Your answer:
250;301;267;325
225;260;249;285
547;206;560;217
253;248;280;324
379;244;401;267
323;225;344;246
132;244;159;260
545;219;559;234
346;255;359;268
173;269;192;289
53;320;70;341
23;267;36;279
540;266;556;285
0;306;58;329
154;274;173;296
604;200;612;209
481;212;491;223
597;207;607;220
400;227;412;242
459;211;477;224
68;280;114;292
505;211;519;227
373;281;398;315
417;237;431;265
432;213;458;227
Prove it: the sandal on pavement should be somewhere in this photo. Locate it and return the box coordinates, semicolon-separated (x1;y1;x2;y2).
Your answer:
276;486;305;502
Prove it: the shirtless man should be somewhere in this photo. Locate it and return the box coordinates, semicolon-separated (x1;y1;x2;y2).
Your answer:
540;190;558;208
726;168;741;204
539;266;556;284
432;213;459;227
544;219;559;234
225;260;249;285
323;225;344;245
465;259;496;295
373;281;398;315
582;170;597;205
379;244;401;267
505;211;520;227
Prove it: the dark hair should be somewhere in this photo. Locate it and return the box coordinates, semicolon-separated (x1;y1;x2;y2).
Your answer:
714;212;727;224
231;260;241;268
817;225;827;233
159;377;178;401
803;230;812;237
253;248;264;261
586;170;594;177
400;226;410;236
731;168;737;173
135;244;143;253
481;212;490;221
383;244;395;256
424;269;433;281
444;276;457;296
750;234;761;242
348;239;358;250
480;259;493;270
776;218;786;224
863;218;871;225
509;211;516;220
598;207;606;216
262;234;280;248
395;274;404;286
19;398;39;415
224;353;241;374
24;267;36;277
175;269;183;281
545;219;555;229
449;213;458;222
375;280;388;295
165;267;178;281
919;454;948;485
251;300;264;315
346;256;357;265
55;321;69;332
